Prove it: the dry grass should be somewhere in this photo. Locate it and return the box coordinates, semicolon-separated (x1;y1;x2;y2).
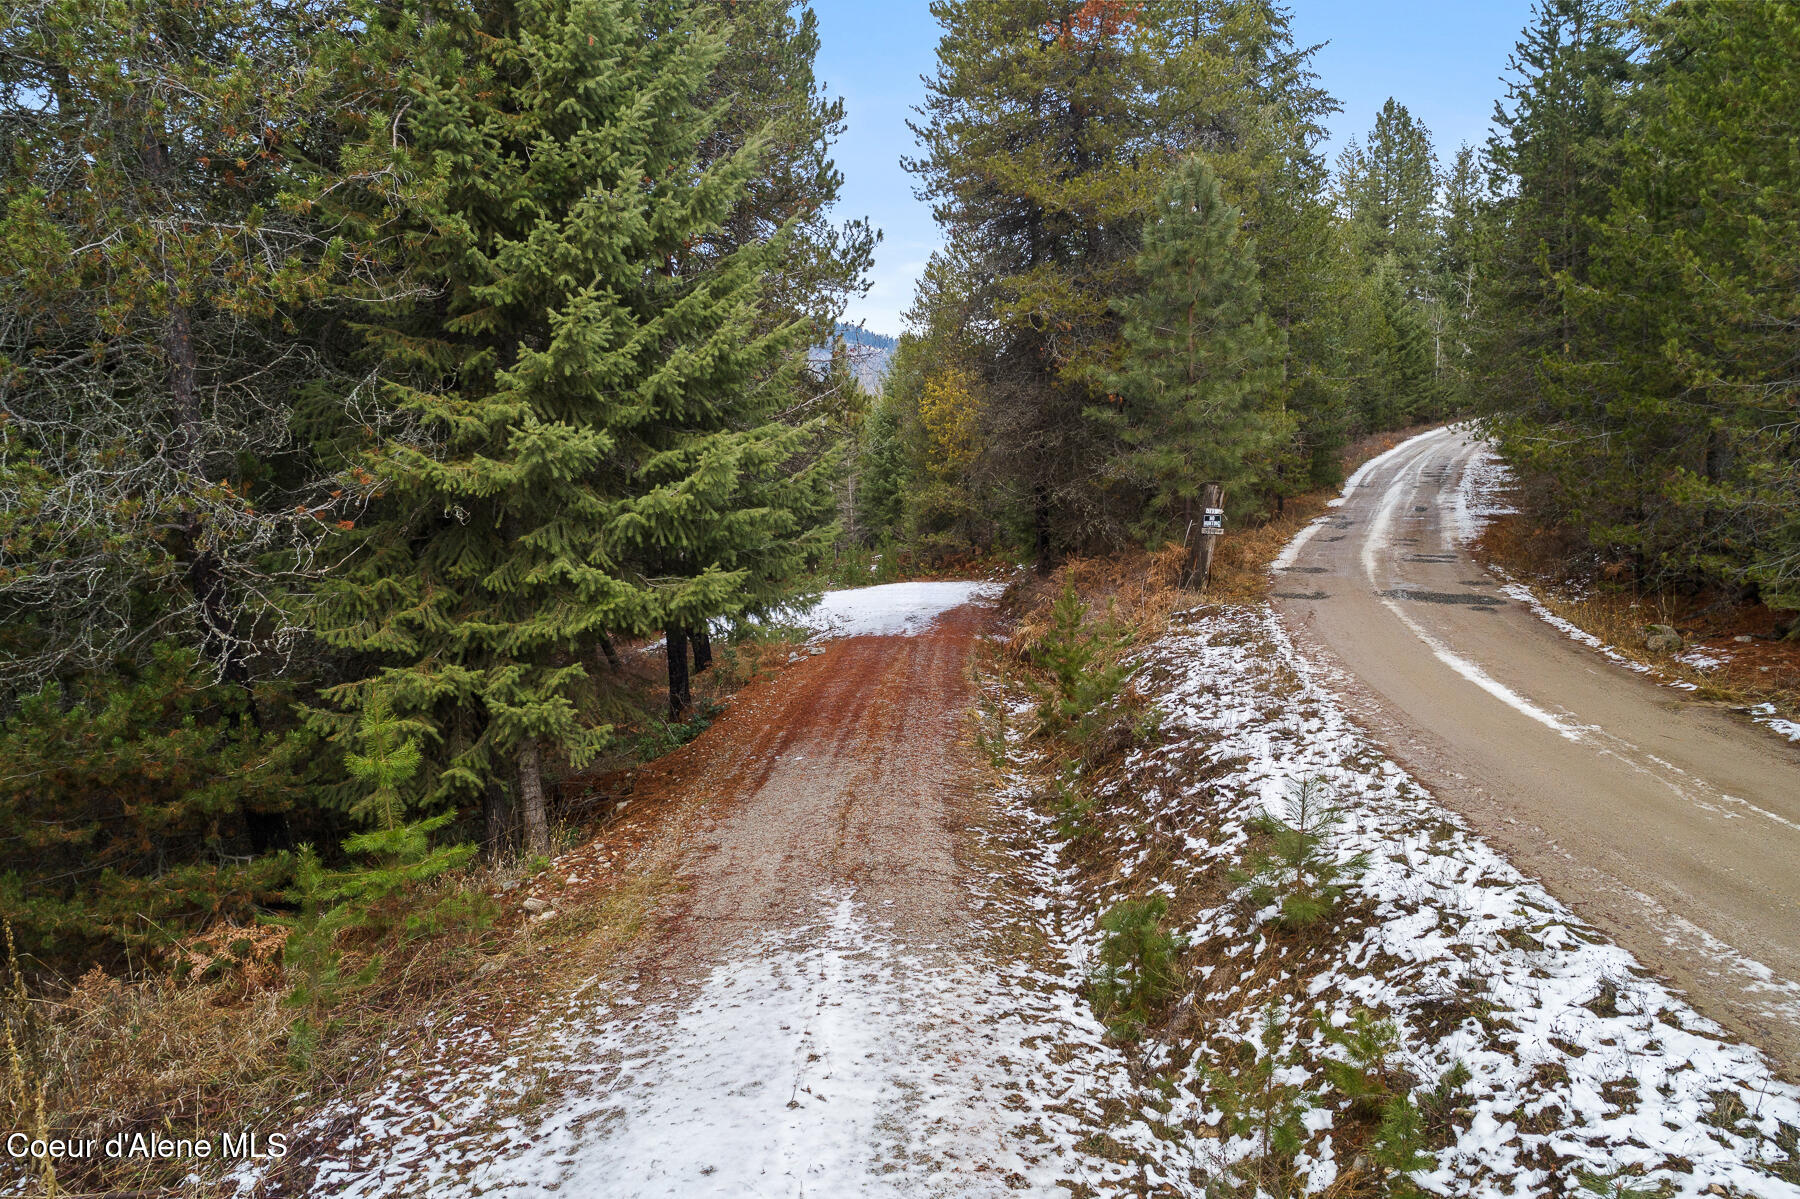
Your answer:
1006;544;1190;662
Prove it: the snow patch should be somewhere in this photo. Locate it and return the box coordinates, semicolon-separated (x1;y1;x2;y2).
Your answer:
1327;425;1451;508
1448;442;1517;544
792;580;1002;641
1009;604;1800;1195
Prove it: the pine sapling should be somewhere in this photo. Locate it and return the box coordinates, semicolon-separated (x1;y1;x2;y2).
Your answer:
1087;894;1188;1041
1202;1004;1312;1174
1234;776;1370;929
1031;582;1128;748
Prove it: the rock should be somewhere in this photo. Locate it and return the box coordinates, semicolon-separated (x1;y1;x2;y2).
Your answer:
531;909;557;923
1643;624;1683;653
473;960;502;979
807;646;826;656
522;896;551;915
1734;634;1754;643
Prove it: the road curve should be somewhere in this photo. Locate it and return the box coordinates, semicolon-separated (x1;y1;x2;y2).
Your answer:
1273;426;1800;1078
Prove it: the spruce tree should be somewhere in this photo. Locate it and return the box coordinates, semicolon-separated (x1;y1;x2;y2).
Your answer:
1432;144;1485;406
1097;156;1285;584
315;0;818;854
1475;0;1631;437
1145;0;1348;496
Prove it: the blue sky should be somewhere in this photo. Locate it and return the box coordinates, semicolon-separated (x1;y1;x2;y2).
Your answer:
809;1;1536;336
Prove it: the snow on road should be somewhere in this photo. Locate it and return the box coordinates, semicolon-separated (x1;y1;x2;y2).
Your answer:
449;888;1163;1197
793;580;1004;640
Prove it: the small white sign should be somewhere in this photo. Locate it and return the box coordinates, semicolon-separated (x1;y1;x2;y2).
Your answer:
1201;507;1224;535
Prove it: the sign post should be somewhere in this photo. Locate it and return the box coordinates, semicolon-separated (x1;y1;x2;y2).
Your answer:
1191;482;1224;590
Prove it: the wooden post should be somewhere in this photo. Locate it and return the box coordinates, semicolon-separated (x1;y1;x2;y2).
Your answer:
1192;481;1225;590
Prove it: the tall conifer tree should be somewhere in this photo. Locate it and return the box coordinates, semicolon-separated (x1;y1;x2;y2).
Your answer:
1096;156;1285;584
315;0;818;854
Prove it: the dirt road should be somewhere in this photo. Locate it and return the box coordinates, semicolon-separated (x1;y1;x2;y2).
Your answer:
297;583;1170;1198
1273;427;1800;1076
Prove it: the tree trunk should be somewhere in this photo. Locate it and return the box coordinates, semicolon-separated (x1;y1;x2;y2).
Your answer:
483;780;516;860
596;633;621;672
691;626;712;673
518;737;550;858
666;626;691;718
1033;484;1053;575
160;251;290;853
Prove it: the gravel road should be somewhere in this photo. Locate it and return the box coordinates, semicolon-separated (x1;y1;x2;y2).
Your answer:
1273;426;1800;1077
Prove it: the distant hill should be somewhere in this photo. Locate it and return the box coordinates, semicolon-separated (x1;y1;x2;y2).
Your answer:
823;321;896;393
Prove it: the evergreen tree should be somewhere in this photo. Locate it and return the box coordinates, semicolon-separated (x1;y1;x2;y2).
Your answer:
0;647;305;969
1432;143;1485;405
1336;98;1439;290
1542;1;1800;605
1144;0;1348;496
673;0;874;664
314;0;819;855
1475;0;1631;430
907;0;1163;564
0;0;367;701
1096;156;1285;583
908;0;1346;557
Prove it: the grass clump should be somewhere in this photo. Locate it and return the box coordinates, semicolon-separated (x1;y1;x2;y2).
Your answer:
1234;776;1369;930
1087;894;1188;1041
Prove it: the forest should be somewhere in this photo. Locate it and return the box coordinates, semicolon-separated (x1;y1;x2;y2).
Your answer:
0;0;1796;1117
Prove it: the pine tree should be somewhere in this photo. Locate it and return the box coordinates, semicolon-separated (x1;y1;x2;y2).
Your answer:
1096;156;1286;583
1432;143;1485;405
1356;255;1440;428
283;691;478;1019
1336;98;1439;291
1143;0;1348;496
0;0;368;701
1545;1;1800;605
0;647;304;969
908;0;1346;557
1474;0;1631;435
907;0;1164;565
314;0;820;855
673;0;873;665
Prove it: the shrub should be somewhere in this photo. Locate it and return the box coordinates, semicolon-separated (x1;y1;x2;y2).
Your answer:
1234;776;1370;929
1088;894;1188;1041
0;647;309;972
